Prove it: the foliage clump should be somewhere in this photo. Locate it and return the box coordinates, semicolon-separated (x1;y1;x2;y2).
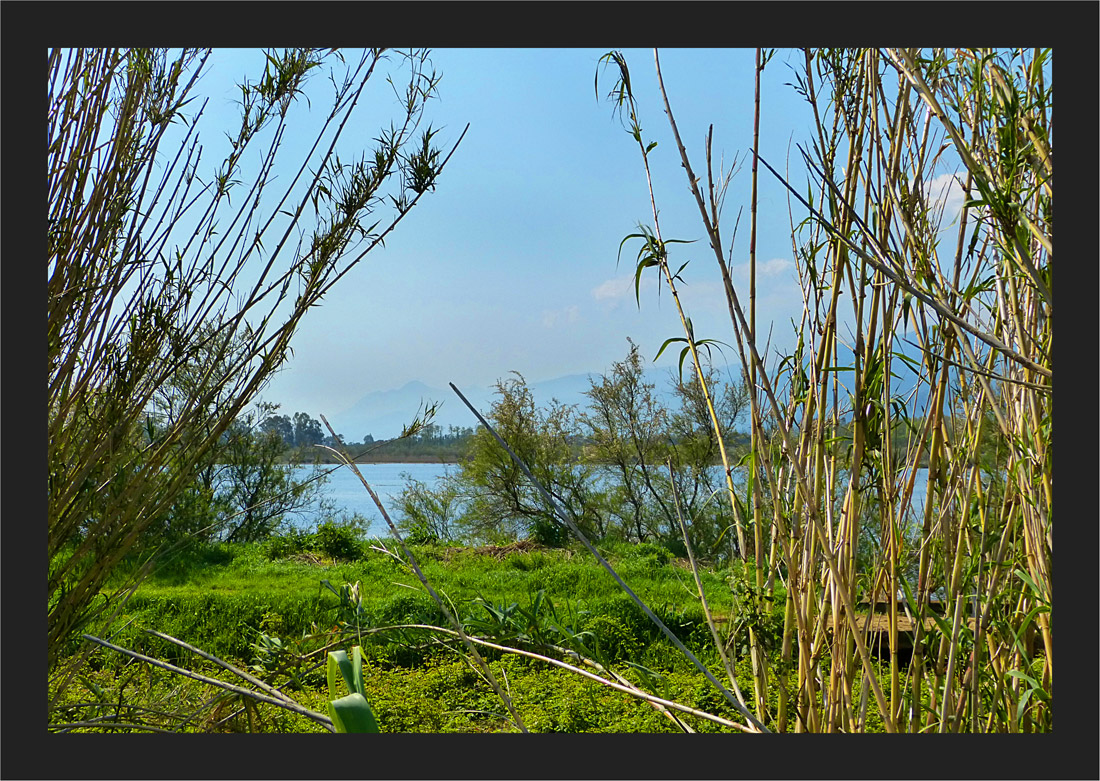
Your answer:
48;45;461;711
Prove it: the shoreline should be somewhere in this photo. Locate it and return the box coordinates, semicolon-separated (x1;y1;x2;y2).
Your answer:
281;455;462;466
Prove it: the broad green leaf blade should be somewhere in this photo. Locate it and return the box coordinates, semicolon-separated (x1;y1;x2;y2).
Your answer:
1014;686;1034;726
352;645;366;696
617;232;645;268
329;649;356;696
1006;669;1042;690
1014;567;1049;603
927;611;953;639
327;650;341;699
328;692;381;733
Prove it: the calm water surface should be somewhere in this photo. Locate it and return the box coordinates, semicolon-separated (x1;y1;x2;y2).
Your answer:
288;462;932;538
288;462;458;535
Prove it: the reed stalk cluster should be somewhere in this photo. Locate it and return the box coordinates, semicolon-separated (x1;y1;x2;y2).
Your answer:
47;47;464;708
595;46;1052;733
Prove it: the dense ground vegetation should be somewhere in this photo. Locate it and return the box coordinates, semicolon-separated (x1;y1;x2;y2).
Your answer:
49;533;812;734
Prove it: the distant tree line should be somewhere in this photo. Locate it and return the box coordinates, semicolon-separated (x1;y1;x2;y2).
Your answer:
258;411;333;450
371;423;476;462
257;410;475;463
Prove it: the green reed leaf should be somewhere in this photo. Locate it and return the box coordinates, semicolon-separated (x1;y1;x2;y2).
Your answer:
329;692;380;734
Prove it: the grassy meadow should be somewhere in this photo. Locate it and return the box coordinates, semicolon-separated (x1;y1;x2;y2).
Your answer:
51;534;808;734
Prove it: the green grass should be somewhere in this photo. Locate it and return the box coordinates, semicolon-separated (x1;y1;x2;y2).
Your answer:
55;646;782;733
63;535;798;733
110;537;748;656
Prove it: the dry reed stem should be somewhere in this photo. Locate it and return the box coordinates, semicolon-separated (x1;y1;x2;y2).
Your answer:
80;633;335;729
451;382;768;733
318;415;530;733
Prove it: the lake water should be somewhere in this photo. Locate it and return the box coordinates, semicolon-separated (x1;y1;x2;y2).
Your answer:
287;462;459;536
288;462;932;538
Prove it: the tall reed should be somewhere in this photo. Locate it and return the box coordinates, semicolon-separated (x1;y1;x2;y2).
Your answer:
47;47;466;711
596;47;1051;733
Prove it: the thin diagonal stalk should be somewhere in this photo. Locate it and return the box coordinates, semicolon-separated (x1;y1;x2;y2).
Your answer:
450;382;769;733
318;415;529;733
80;633;334;729
142;629;300;707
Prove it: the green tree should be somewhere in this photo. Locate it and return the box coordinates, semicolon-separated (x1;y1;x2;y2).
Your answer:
293;412;325;449
395;472;467;544
458;373;603;545
220;411;328;543
137;403;329;548
581;339;675;542
582;341;750;555
259;413;295;446
48;47;463;693
125;325;329;547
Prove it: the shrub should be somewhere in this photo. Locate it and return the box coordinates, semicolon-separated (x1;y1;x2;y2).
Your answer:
313;520;363;561
528;517;569;548
136;541;236;583
504;550;555;572
114;592;332;663
580;614;641;663
264;529;314;561
658;535;688;560
374;592;444;627
585;595;653;649
395;473;466;545
626;541;672;567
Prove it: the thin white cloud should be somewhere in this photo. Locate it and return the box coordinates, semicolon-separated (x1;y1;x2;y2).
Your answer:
592;276;632;300
542;305;580;328
591;275;656;309
927;172;967;224
730;257;795;280
760;257;794;276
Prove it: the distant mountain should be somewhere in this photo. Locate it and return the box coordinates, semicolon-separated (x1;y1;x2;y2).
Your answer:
327;380;490;442
328;369;676;441
326;345;931;443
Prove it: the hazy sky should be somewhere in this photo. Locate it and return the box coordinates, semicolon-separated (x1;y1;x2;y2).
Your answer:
187;48;964;421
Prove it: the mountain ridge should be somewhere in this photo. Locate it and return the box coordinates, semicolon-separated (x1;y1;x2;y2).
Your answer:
326;369;672;441
322;339;930;441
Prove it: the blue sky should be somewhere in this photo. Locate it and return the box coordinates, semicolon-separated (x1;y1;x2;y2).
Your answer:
186;48;967;421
